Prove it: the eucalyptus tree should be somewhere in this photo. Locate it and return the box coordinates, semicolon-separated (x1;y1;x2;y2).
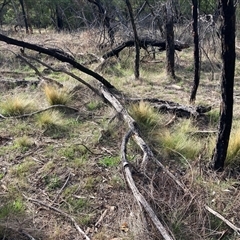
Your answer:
190;0;200;103
211;0;236;171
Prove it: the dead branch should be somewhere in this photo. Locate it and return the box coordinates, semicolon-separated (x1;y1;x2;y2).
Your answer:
52;172;71;204
205;205;240;235
0;105;79;119
0;79;40;90
126;97;212;118
23;195;91;240
0;33;114;89
22;53;101;97
121;130;175;240
95;209;108;228
102;39;190;59
16;53;63;88
100;85;189;192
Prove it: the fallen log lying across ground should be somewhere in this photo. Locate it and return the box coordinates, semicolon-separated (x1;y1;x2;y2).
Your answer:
102;39;190;59
126;97;212;117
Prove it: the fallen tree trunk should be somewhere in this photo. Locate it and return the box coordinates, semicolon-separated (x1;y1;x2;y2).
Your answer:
0;33;114;89
126;97;211;117
102;39;190;59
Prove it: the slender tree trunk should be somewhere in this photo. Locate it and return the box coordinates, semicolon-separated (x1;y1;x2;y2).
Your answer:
190;0;200;103
19;0;29;33
165;1;175;80
56;5;64;31
87;0;115;46
125;0;140;79
211;0;236;171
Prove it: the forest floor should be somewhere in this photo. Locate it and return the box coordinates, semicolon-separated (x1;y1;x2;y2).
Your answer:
0;30;240;240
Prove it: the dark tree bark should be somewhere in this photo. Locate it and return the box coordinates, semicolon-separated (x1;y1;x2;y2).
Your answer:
211;0;236;171
190;0;200;103
56;5;64;31
19;0;29;33
165;1;175;80
0;33;114;89
125;0;140;79
87;0;114;46
102;39;189;60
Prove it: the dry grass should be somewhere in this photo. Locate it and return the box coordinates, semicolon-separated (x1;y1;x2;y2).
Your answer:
0;95;35;116
44;85;71;105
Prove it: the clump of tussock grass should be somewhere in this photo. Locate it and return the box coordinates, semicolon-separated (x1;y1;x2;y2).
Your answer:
226;126;240;166
14;135;34;152
44;85;71;105
129;101;160;129
0;96;35;116
159;119;203;160
35;110;63;129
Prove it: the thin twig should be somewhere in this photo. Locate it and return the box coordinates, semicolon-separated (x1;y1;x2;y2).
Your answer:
0;105;79;119
205;205;240;235
52;172;71;203
23;195;91;240
95;209;108;227
21;230;36;240
23;53;101;96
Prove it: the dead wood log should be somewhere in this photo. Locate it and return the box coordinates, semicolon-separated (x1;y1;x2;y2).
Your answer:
0;79;40;90
126;97;211;117
0;33;114;89
101;85;189;193
102;39;189;59
121;130;175;240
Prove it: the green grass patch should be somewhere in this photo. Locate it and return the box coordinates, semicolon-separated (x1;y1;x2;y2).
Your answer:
0;198;25;219
99;156;120;167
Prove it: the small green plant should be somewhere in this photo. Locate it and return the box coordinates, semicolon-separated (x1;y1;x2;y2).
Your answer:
99;156;120;167
0;96;35;116
67;197;89;212
84;176;101;190
206;109;220;126
11;160;36;177
129;101;159;129
0;198;25;219
14;135;34;152
44;85;70;105
86;101;101;111
44;175;62;190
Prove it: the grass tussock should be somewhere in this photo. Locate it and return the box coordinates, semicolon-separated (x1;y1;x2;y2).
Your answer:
0;96;35;116
159;119;203;160
226;126;240;166
129;101;160;129
44;85;71;105
14;135;34;152
35;110;63;129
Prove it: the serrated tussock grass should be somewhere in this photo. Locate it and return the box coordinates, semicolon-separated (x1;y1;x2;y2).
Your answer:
35;110;63;129
44;85;71;105
0;96;35;116
226;126;240;166
129;101;160;129
159;119;203;160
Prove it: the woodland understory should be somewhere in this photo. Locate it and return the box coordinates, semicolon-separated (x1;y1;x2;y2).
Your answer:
0;20;240;240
